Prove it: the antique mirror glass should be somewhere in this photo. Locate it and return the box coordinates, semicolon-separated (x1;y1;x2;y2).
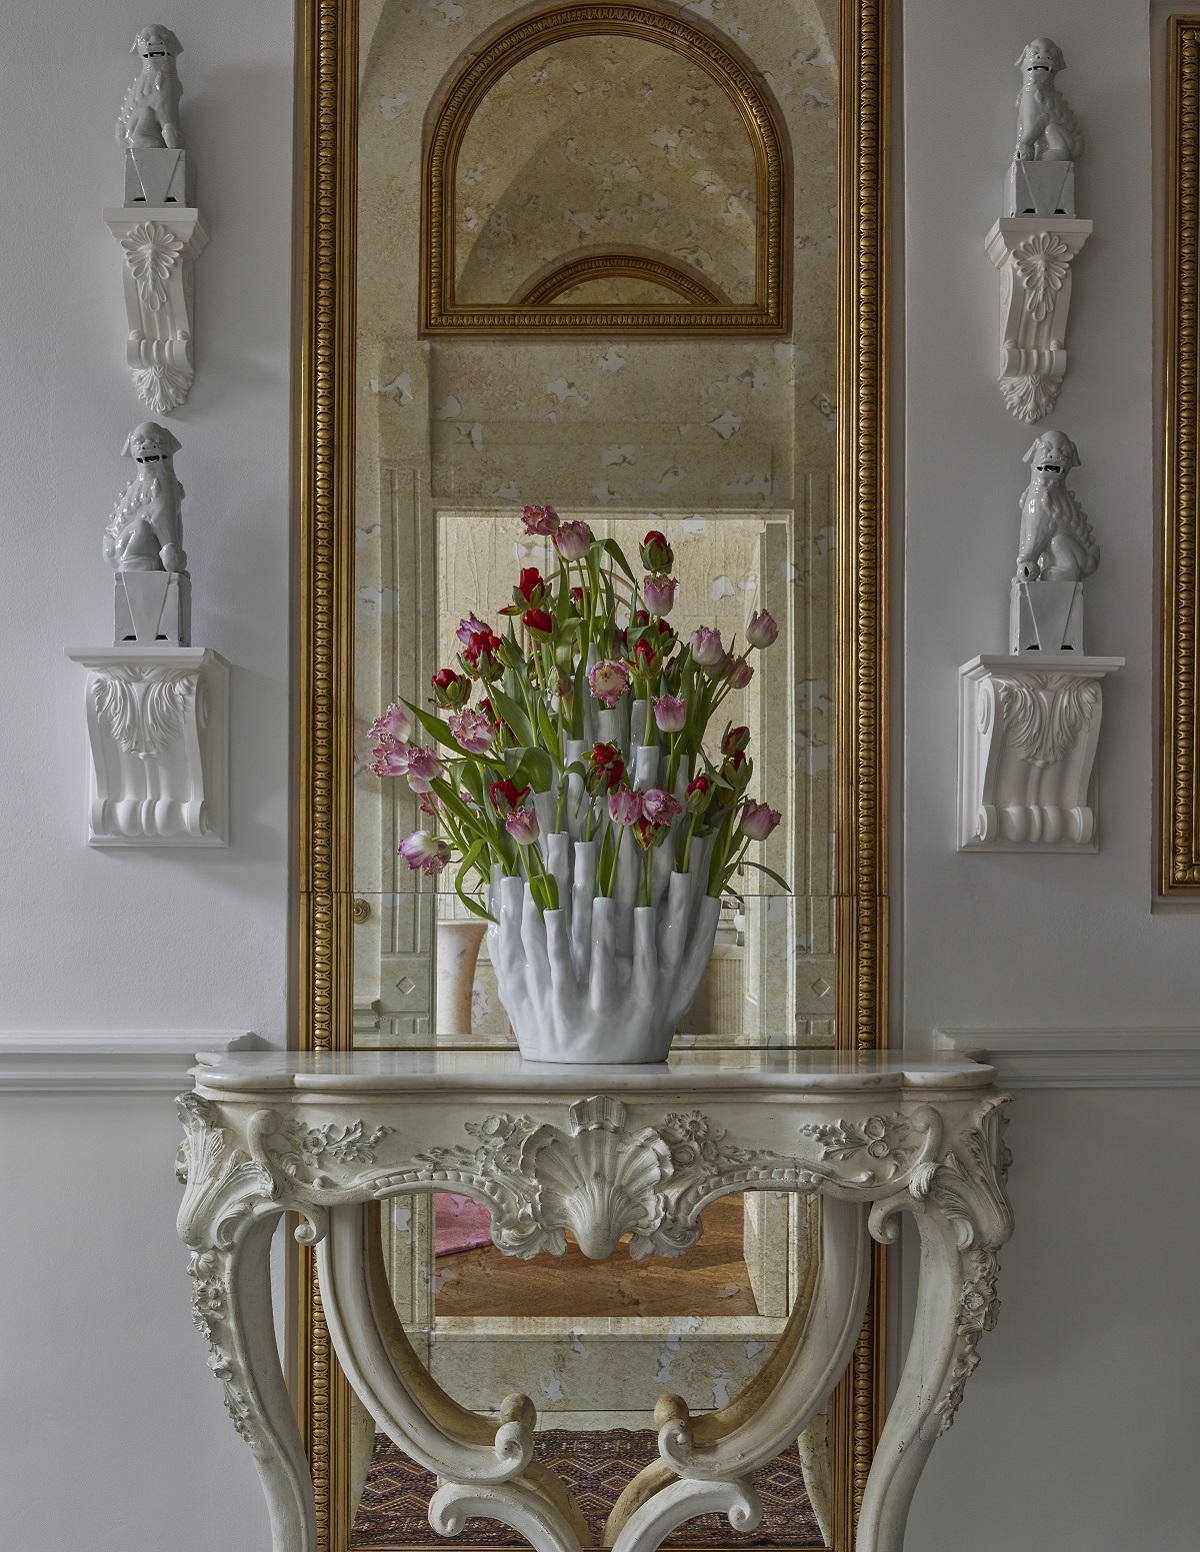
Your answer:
298;2;889;1549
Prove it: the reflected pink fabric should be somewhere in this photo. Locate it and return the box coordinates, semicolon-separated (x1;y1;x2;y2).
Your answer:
434;1192;493;1256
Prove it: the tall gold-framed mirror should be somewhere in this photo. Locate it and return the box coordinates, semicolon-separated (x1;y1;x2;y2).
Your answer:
295;1;890;1549
1163;15;1200;896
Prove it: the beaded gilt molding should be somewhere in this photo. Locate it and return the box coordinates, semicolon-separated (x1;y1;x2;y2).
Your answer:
295;0;892;1547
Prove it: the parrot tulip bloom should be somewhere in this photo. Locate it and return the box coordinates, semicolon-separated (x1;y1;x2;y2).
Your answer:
740;799;782;841
505;806;540;845
553;520;593;560
653;694;688;733
589;658;631;707
746;609;779;649
371;735;410;778
448;708;496;755
398;831;452;876
522;504;561;536
690;625;725;667
641;574;678;617
640;789;682;827
723;655;754;690
369;704;411;744
608;787;643;825
403;746;444;794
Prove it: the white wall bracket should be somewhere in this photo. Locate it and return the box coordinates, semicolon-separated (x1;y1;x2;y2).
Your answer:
985;217;1091;423
103;206;209;415
958;653;1123;852
66;645;229;847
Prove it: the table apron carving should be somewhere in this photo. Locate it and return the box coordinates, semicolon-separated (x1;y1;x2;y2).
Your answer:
176;1055;1013;1552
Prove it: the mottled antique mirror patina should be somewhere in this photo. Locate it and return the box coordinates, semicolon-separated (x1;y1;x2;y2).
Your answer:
296;2;890;1550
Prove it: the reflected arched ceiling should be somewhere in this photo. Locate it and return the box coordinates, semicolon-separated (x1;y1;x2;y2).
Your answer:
422;1;790;333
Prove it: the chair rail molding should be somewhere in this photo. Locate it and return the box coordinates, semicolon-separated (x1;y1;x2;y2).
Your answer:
985;217;1091;423
0;1031;265;1093
103;206;209;414
933;1029;1200;1088
958;654;1123;852
66;645;229;847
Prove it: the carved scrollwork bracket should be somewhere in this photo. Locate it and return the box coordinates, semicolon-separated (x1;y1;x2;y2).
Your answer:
66;647;229;847
958;654;1123;852
985;217;1091;422
103;208;209;414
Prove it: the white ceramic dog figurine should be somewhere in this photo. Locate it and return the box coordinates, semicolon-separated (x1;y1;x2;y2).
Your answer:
105;421;188;574
1016;430;1099;583
1014;38;1083;162
117;25;184;149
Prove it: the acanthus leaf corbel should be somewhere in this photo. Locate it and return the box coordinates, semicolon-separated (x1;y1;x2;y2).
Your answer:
104;207;209;413
985;217;1091;423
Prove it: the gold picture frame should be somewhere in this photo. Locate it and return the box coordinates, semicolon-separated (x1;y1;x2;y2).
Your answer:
294;0;891;1546
1163;15;1200;896
420;1;790;333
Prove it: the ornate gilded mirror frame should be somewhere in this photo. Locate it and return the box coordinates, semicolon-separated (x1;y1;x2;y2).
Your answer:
421;2;790;332
1163;16;1200;896
295;0;890;1546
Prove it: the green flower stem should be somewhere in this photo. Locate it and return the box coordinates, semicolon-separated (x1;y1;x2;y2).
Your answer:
678;809;700;875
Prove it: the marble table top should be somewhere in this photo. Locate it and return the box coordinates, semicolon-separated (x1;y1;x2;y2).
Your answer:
192;1047;995;1097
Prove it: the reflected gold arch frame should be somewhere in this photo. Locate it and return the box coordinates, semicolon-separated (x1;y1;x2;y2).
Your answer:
420;1;790;333
1163;17;1200;895
296;0;891;1547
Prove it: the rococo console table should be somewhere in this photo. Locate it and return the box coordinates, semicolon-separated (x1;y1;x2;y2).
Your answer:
176;1050;1013;1552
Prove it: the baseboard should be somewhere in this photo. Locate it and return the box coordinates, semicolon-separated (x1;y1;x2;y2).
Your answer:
0;1030;272;1093
932;1027;1200;1088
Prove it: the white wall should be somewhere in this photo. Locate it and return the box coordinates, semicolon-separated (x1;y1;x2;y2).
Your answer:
0;0;293;1541
2;1;1197;1550
902;2;1200;1548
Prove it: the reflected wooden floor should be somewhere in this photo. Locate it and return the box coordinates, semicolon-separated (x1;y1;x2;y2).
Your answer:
434;1195;759;1317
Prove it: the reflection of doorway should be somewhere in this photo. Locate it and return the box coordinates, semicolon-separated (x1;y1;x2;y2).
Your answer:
346;1190;828;1547
375;1187;810;1428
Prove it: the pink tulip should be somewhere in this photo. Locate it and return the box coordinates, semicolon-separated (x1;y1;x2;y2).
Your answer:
723;655;754;690
398;831;451;876
522;504;561;536
740;799;782;841
505;806;540;845
371;734;411;777
690;625;725;667
641;574;677;617
653;694;687;733
608;787;643;825
369;704;411;743
553;520;593;560
746;609;779;649
448;708;496;755
403;745;444;794
641;789;682;827
589;658;631;707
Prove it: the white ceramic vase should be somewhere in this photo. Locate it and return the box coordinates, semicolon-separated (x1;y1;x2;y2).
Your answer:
484;719;721;1063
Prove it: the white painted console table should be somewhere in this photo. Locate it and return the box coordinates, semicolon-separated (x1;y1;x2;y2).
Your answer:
176;1051;1013;1552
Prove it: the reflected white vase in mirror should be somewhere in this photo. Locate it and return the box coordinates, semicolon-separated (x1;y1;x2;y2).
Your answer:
485;731;722;1065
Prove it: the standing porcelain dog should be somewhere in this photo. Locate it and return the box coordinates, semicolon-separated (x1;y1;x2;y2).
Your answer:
117;25;184;149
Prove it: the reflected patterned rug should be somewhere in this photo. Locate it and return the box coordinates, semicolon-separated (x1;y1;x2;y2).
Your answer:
352;1429;823;1547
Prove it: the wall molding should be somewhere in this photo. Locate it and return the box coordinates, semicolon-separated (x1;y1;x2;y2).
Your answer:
0;1031;270;1094
933;1028;1200;1088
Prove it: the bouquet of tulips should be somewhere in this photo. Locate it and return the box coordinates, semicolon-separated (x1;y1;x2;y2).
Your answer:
369;506;786;923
